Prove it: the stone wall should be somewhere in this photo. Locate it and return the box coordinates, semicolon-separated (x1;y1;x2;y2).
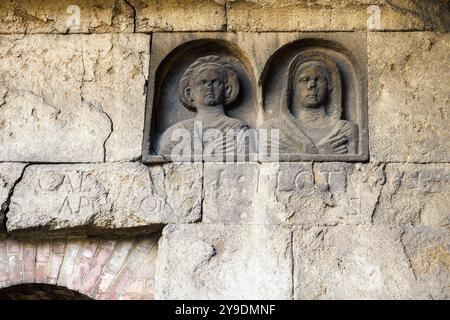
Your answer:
0;0;449;300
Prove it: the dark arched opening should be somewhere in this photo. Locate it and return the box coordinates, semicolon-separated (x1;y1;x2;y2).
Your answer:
0;284;92;300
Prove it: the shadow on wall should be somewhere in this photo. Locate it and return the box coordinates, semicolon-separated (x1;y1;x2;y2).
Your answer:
0;283;91;300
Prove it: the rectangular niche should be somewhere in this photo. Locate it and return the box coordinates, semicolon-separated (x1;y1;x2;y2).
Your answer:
142;32;368;163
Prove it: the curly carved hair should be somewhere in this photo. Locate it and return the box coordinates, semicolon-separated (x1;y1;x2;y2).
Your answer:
179;55;240;110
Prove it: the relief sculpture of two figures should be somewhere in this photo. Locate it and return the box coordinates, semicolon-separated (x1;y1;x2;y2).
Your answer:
156;50;358;160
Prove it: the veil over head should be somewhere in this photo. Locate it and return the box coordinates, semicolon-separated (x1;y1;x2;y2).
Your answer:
280;50;343;121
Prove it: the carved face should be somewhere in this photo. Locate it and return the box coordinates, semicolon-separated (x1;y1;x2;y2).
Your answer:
293;63;329;109
189;67;227;107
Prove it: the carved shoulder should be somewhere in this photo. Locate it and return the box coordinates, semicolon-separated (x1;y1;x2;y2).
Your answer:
157;119;194;154
226;116;251;130
338;120;358;154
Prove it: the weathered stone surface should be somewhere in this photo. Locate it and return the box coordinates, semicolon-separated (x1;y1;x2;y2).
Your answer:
1;0;449;34
0;34;149;162
374;164;450;227
369;32;450;163
205;163;450;227
0;0;448;302
293;225;450;299
0;163;27;232
131;0;225;32
203;163;259;223
155;224;292;299
204;162;386;225
0;0;134;34
401;226;450;300
6;163;202;233
269;162;386;225
227;0;450;31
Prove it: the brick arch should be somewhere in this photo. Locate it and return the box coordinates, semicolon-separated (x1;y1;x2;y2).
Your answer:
0;283;92;300
0;236;158;300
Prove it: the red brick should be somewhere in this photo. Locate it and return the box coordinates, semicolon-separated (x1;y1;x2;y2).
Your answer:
123;278;145;296
134;239;156;255
35;241;51;283
135;249;158;280
69;239;99;290
103;266;134;300
118;293;145;300
51;239;66;255
45;239;66;284
6;238;20;254
57;238;82;288
0;240;9;285
47;254;64;285
104;241;151;300
91;240;134;298
22;240;36;283
79;240;116;295
7;239;22;285
79;238;99;260
144;278;155;297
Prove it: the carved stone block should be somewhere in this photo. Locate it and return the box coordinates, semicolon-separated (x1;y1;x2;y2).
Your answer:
0;163;28;232
373;164;450;227
294;225;450;299
142;32;368;163
6;163;202;234
204;162;449;227
203;163;259;223
155;224;292;299
264;163;373;225
132;0;226;32
401;226;450;300
0;0;134;34
369;32;450;162
203;162;386;225
0;34;149;162
227;1;450;32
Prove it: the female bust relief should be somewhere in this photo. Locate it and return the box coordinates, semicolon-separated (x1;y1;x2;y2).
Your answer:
262;50;358;155
156;55;250;159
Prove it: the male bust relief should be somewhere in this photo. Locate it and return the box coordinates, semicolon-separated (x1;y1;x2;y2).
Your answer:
156;55;250;159
262;51;358;155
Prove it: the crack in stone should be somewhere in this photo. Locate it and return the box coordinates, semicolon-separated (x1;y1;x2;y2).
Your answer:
0;88;7;109
223;0;229;31
78;42;114;162
1;163;31;232
101;111;114;162
370;163;386;224
399;228;418;281
386;0;434;29
370;187;382;225
123;0;137;33
311;160;317;185
79;42;86;97
289;227;294;300
199;162;205;223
